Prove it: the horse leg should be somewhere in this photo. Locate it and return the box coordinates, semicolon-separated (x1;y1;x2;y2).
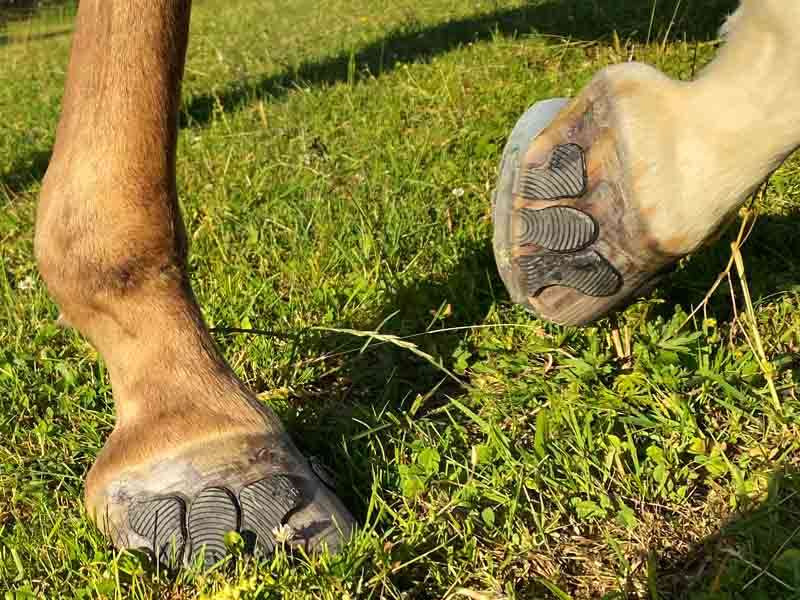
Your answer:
493;0;800;325
35;0;353;566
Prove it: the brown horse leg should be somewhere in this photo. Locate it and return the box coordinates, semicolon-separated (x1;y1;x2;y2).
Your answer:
35;0;353;567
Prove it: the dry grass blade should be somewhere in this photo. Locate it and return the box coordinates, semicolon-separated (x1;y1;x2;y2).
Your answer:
721;548;796;592
677;178;782;414
742;523;800;591
679;181;766;332
312;326;465;386
730;243;782;414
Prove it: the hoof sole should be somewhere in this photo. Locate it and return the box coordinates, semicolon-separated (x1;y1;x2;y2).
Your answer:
519;143;586;200
129;475;304;567
493;97;677;324
517;206;597;252
240;475;301;556
519;249;622;297
129;497;186;567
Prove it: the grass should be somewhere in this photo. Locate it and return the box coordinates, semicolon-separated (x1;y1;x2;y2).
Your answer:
2;0;800;598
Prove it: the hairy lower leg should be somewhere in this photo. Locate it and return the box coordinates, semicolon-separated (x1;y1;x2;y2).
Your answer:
692;0;800;170
35;0;270;451
675;0;800;243
581;0;800;254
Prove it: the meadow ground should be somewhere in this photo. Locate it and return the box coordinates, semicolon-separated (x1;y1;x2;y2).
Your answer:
3;1;800;598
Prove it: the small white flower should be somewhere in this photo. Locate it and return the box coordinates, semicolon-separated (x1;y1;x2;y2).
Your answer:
17;275;35;291
271;523;296;544
451;187;465;198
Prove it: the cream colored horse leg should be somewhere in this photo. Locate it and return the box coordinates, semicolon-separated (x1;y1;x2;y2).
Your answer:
493;0;800;325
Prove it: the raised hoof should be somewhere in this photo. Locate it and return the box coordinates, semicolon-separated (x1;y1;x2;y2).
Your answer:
87;434;354;568
493;95;681;326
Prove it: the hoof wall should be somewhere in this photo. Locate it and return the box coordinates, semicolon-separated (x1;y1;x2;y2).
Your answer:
493;98;678;324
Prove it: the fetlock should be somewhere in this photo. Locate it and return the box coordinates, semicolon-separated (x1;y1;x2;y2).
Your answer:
35;164;189;350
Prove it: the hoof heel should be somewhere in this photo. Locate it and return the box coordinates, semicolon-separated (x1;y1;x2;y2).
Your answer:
240;475;302;554
520;250;622;298
520;143;586;200
517;206;597;252
188;487;239;567
129;497;187;566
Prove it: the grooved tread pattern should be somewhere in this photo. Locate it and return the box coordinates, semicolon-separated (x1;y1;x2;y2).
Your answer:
520;143;586;200
129;497;186;566
309;457;336;490
520;250;622;297
188;487;239;567
517;206;597;251
240;476;302;555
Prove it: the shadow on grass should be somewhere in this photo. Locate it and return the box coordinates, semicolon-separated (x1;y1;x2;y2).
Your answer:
657;469;800;599
254;221;800;597
0;27;71;46
261;237;499;515
0;148;51;199
180;0;736;126
3;0;738;189
655;212;800;323
259;209;800;592
0;0;75;45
